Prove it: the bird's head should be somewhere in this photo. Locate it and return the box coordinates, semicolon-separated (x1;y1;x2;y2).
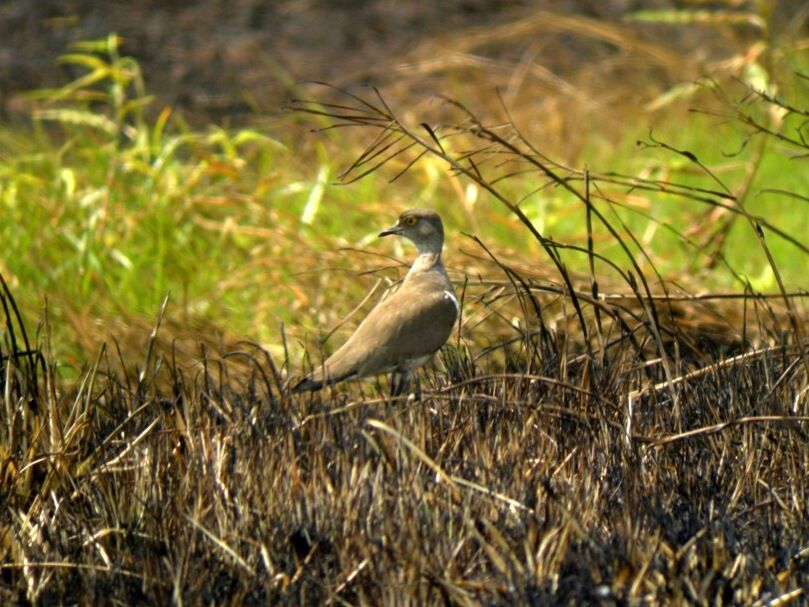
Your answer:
379;208;444;253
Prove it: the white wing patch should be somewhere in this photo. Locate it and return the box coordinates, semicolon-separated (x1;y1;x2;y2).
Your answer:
443;290;459;313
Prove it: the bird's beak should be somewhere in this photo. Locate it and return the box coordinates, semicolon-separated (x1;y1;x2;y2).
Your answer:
378;223;402;238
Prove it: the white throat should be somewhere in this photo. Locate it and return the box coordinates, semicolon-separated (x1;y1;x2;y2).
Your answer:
407;242;442;277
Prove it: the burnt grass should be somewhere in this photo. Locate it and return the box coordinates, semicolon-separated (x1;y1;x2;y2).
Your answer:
3;84;809;604
1;269;808;606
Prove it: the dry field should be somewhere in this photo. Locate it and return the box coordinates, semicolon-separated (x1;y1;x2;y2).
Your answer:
2;3;809;605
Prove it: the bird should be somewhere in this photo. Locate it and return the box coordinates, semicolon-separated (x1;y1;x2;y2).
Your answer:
293;208;458;394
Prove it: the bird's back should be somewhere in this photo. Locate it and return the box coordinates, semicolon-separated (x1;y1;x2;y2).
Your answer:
303;264;457;387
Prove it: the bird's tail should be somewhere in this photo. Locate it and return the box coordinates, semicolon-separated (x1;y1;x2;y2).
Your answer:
290;376;323;393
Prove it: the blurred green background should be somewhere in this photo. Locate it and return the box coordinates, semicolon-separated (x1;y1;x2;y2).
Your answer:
0;1;806;374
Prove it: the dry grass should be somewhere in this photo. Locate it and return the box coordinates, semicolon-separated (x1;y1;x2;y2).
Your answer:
3;29;809;602
3;83;809;604
1;262;808;605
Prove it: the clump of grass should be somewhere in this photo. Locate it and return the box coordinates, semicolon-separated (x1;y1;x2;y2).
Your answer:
0;36;265;358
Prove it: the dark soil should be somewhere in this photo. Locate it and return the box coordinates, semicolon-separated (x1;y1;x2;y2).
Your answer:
0;0;787;125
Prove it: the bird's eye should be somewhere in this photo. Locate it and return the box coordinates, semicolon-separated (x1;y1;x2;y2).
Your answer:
402;216;417;226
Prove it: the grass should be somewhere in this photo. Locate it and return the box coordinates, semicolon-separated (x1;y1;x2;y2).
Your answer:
1;36;808;369
1;25;809;605
1;261;808;604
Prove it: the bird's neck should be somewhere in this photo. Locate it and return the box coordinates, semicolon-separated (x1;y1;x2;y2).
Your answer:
406;245;443;278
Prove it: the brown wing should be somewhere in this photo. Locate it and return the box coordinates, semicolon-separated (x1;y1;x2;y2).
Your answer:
311;277;457;384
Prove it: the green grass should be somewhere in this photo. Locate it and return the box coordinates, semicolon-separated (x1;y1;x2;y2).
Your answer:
1;36;807;371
